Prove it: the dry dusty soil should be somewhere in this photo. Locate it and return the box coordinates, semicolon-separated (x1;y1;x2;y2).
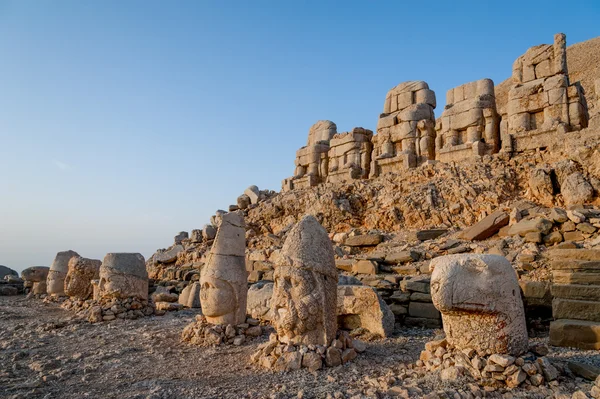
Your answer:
1;296;599;399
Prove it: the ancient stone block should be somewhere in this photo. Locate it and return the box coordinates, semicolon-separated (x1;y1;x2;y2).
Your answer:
179;282;201;308
553;299;600;322
549;319;600;350
461;210;509;241
430;254;528;356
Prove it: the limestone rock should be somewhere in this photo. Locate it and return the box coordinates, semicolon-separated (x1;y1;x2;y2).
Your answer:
561;172;595;205
179;282;201;308
155;245;183;264
200;212;248;325
461;210;509;241
47;250;80;296
507;218;553;236
98;253;148;300
64;257;101;300
430;254;528;356
337;285;394;338
244;185;260;205
344;234;383;247
247;282;273;321
271;215;338;346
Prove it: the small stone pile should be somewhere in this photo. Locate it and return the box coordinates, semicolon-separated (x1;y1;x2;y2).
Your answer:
181;315;264;346
251;331;366;372
417;338;558;389
62;296;155;322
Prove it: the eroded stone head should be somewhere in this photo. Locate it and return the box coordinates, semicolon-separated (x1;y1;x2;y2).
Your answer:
47;250;80;296
271;215;338;346
98;253;148;301
200;212;248;325
430;254;528;356
64;256;101;300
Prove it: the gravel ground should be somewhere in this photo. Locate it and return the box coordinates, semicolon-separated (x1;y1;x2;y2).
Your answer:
1;296;598;399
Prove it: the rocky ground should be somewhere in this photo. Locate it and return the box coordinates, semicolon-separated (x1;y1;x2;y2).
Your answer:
1;296;598;399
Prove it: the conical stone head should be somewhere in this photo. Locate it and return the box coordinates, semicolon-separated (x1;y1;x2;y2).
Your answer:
200;211;248;325
271;215;338;345
47;250;80;296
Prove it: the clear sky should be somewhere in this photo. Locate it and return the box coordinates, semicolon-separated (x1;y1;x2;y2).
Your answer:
1;0;599;272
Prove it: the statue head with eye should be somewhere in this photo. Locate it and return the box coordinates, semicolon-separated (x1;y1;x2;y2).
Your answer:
430;254;528;356
271;215;338;346
199;212;248;325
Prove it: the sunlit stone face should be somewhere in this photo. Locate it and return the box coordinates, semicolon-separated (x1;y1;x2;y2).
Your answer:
271;266;328;345
200;276;236;319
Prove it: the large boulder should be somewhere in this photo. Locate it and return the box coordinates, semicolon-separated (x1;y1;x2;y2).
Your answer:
21;266;50;283
430;254;528;356
179;282;201;308
47;250;80;296
0;265;18;280
337;285;394;338
155;245;183;264
561;172;595;206
461;210;509;241
247;281;273;321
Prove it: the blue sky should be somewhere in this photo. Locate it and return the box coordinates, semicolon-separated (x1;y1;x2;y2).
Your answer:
1;0;599;272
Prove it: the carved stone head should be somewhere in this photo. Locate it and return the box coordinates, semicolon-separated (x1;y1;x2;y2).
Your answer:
200;212;247;325
271;215;338;346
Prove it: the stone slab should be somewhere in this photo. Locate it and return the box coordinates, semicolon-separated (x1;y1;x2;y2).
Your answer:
549;319;600;350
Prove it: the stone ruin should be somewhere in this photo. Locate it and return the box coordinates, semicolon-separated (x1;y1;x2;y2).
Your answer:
370;81;437;177
280;33;591;190
414;254;561;389
326;127;373;183
282;120;337;191
502;33;588;153
252;215;366;371
436;79;500;162
63;253;155;323
181;212;265;346
430;254;528;356
46;250;79;297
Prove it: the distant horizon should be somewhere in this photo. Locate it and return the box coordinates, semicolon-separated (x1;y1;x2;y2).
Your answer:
1;0;599;273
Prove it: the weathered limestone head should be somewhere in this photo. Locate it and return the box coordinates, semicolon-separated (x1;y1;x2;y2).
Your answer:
271;215;338;346
22;266;50;295
98;253;148;300
306;120;337;146
64;257;101;300
47;250;80;296
21;266;50;283
430;254;528;356
200;211;248;325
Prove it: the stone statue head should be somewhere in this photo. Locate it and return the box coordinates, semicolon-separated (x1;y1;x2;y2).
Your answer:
271;215;338;346
199;212;248;325
430;254;528;355
64;257;101;300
